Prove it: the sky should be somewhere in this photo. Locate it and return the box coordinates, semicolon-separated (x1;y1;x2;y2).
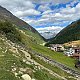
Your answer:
0;0;80;39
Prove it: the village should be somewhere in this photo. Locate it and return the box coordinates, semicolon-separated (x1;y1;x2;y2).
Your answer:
48;44;80;68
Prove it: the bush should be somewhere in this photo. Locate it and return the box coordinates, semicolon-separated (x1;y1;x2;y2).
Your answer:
0;21;21;42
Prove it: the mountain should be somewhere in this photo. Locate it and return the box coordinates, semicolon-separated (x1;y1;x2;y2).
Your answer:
0;21;77;80
46;19;80;45
64;40;80;47
0;21;60;80
0;6;79;80
40;31;56;39
0;6;33;31
0;6;60;80
0;6;45;44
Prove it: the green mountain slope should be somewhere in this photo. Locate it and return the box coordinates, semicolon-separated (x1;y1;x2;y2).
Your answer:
0;6;78;80
46;19;80;45
0;6;45;44
0;21;61;80
0;6;63;80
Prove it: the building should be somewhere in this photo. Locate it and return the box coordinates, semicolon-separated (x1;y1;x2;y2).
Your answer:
50;44;64;52
73;47;80;54
73;53;80;59
64;48;75;56
64;47;80;57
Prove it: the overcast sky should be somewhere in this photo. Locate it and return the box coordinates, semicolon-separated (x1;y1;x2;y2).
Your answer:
0;0;80;38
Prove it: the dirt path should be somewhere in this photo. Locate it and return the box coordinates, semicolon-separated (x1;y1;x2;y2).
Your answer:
21;49;68;80
33;52;80;77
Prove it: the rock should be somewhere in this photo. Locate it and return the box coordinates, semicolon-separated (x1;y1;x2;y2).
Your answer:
22;74;31;80
12;68;16;72
77;77;80;80
23;59;26;62
32;79;35;80
14;73;18;77
20;68;27;72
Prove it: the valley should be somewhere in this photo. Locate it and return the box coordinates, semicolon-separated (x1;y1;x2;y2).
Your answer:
0;20;80;80
0;4;80;80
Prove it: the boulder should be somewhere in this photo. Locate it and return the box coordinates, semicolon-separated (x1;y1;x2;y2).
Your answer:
22;74;31;80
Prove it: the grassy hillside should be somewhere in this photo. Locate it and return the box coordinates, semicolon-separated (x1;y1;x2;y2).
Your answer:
0;21;21;43
0;6;79;80
0;20;78;80
19;24;77;69
64;40;80;47
0;21;62;80
0;37;60;80
0;6;45;44
46;19;80;45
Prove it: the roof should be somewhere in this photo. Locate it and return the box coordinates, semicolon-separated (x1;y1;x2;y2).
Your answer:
72;47;80;49
73;53;80;57
50;44;63;47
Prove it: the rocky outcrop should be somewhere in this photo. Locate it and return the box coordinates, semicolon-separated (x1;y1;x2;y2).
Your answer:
22;74;31;80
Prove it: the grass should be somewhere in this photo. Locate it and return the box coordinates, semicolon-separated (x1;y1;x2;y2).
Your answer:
31;54;77;80
18;29;78;71
64;40;80;47
0;49;21;80
34;69;62;80
0;70;20;80
0;21;78;80
0;45;62;80
5;24;78;72
31;43;76;69
0;34;62;80
21;28;45;44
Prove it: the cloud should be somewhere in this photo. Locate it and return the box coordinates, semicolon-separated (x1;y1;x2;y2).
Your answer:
0;0;75;14
1;0;79;28
24;18;50;27
41;2;80;23
0;0;80;39
42;10;53;15
0;0;35;10
24;18;63;32
24;1;80;27
30;0;72;4
25;2;80;32
0;0;79;20
66;0;79;7
38;4;50;12
0;0;37;17
15;9;41;17
36;26;63;39
36;26;63;33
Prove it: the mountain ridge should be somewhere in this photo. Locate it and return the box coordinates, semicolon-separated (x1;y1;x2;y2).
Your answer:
0;5;35;32
0;5;79;80
46;19;80;45
0;5;45;43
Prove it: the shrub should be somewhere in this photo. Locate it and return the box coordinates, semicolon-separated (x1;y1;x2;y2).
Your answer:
0;21;21;42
